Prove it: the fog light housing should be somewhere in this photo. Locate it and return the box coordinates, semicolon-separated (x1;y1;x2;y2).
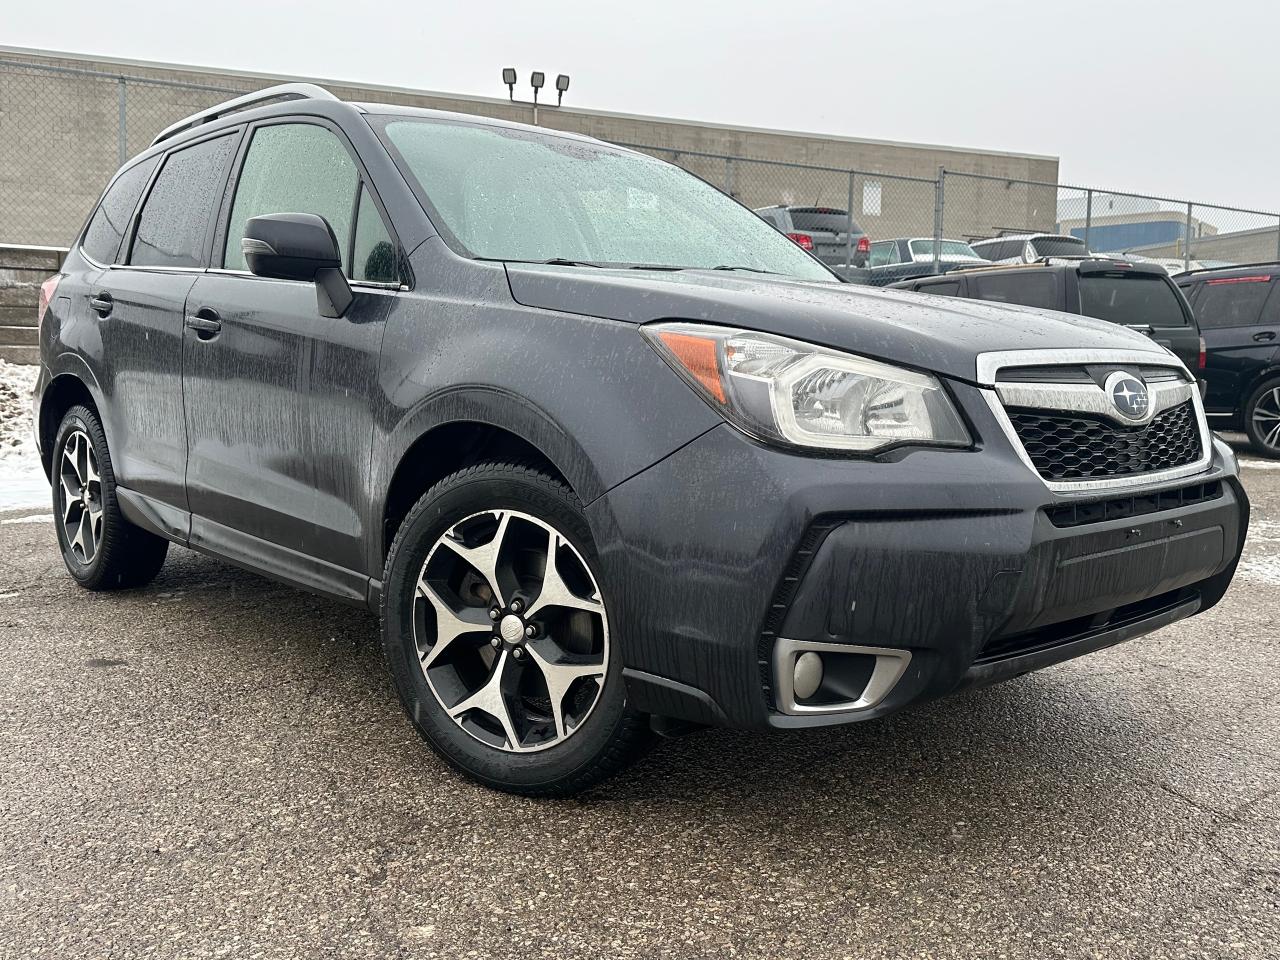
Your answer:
792;651;824;700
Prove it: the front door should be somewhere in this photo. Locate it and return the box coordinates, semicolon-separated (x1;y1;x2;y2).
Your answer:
182;118;401;593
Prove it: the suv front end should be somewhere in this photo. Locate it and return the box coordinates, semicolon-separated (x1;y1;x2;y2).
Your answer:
597;340;1246;731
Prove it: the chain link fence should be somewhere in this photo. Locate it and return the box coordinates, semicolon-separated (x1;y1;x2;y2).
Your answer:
4;57;1279;278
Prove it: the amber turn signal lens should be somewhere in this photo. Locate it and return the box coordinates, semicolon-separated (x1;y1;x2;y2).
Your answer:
657;331;726;403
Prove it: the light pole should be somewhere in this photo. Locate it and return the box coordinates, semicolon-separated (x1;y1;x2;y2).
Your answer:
502;69;571;126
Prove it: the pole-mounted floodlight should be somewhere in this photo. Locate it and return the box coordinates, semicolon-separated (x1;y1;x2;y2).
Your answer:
501;68;568;125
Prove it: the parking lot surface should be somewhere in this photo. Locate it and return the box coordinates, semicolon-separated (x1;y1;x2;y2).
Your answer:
1;448;1278;960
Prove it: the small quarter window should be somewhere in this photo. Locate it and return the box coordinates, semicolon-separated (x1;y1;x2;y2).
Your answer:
81;157;159;265
351;185;398;283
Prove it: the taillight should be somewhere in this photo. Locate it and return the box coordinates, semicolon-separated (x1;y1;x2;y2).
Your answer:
1199;336;1207;371
37;274;61;329
856;236;871;254
786;232;814;251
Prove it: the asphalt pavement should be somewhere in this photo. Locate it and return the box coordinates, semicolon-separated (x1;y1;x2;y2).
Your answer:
1;445;1277;959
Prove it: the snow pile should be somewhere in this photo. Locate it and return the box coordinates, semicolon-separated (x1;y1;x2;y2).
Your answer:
0;360;48;510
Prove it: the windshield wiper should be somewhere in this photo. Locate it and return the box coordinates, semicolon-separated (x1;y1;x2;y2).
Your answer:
708;265;780;275
539;257;603;268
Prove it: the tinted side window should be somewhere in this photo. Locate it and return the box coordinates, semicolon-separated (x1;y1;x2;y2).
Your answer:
1260;282;1280;326
351;185;397;283
868;241;896;267
225;123;358;273
918;280;961;297
971;272;1059;310
81;157;159;265
1079;274;1190;327
131;134;237;268
1193;278;1273;329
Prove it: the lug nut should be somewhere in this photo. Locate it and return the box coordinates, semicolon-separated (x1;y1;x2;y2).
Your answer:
511;598;524;613
490;637;501;648
524;625;537;639
489;608;501;621
512;646;524;659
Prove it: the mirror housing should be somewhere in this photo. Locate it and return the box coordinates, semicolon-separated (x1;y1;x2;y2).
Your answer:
242;213;353;318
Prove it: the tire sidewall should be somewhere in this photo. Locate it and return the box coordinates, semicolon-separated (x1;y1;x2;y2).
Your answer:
1245;377;1280;458
382;467;628;792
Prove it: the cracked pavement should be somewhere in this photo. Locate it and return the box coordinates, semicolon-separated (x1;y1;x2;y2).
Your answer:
0;443;1277;959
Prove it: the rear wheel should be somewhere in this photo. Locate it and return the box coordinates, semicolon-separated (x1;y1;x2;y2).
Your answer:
381;462;650;796
51;406;169;590
1244;377;1280;459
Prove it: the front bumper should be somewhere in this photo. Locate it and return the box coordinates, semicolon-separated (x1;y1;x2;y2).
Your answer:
589;381;1247;731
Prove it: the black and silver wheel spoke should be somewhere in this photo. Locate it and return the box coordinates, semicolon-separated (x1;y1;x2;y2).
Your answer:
1255;387;1280;449
59;429;102;564
414;509;609;753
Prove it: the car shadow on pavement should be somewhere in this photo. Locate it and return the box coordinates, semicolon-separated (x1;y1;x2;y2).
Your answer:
125;544;1184;843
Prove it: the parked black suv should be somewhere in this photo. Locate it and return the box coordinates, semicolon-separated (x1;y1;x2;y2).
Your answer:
1175;264;1280;457
33;86;1247;795
893;259;1205;376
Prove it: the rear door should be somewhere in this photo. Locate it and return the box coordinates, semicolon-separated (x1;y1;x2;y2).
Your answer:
181;117;399;595
1184;274;1280;416
94;131;239;517
1074;266;1201;374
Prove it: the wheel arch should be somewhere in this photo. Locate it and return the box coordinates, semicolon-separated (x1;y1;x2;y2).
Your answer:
37;361;105;478
1241;362;1280;411
374;392;608;572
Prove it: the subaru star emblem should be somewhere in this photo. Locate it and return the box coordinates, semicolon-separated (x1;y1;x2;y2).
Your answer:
1105;372;1150;421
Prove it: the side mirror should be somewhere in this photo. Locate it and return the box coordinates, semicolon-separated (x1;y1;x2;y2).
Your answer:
242;212;353;318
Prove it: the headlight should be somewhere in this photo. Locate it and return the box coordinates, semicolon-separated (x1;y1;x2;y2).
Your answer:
642;323;970;453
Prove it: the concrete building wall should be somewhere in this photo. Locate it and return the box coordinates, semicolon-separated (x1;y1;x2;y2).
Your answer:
0;45;1060;248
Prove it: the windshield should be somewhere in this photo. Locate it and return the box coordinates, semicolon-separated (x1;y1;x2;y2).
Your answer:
908;240;983;260
1031;236;1090;257
1079;273;1191;327
379;119;837;281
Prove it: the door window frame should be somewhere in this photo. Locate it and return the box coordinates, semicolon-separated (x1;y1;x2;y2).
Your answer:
210;115;408;291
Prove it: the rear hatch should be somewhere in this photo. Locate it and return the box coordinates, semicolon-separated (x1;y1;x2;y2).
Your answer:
788;208;865;266
1075;263;1202;374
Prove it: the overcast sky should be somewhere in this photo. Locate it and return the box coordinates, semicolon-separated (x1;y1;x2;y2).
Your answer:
8;0;1279;212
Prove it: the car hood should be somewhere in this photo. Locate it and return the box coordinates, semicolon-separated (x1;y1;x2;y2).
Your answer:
505;264;1166;384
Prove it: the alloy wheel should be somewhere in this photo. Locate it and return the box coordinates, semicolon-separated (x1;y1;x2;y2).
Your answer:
1253;386;1280;451
59;429;103;564
414;509;609;753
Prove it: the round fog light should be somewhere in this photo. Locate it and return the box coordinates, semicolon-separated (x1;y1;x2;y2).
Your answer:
792;651;824;700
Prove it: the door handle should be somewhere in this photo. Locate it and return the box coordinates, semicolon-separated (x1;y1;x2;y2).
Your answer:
89;292;113;317
1253;330;1277;342
185;309;222;340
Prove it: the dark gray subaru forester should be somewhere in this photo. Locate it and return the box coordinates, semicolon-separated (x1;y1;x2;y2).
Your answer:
33;84;1247;795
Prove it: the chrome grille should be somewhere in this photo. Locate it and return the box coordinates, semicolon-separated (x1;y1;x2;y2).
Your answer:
976;350;1213;493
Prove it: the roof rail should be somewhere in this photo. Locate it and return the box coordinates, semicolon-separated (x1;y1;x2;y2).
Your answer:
150;83;339;147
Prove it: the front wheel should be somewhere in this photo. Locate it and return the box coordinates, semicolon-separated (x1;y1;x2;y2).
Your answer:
1244;377;1280;459
381;463;650;796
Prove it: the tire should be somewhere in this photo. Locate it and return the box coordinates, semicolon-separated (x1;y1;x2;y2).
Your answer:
1244;377;1280;459
51;405;169;590
381;462;650;796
